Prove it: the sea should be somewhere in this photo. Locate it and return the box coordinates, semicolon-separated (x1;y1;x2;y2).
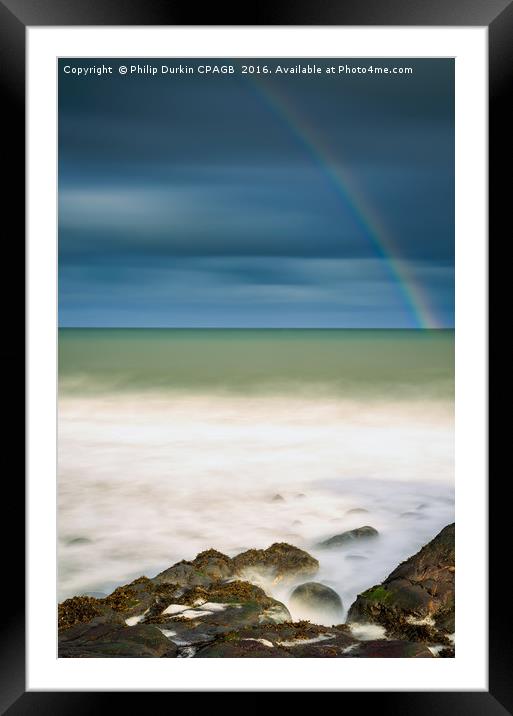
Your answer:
58;328;454;623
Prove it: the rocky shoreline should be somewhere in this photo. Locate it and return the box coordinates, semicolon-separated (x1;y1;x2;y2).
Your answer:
58;523;455;658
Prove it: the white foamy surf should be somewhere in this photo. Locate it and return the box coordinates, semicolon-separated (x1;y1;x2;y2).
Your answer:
58;390;454;623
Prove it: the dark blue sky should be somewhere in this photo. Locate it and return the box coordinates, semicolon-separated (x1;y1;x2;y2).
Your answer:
58;58;454;328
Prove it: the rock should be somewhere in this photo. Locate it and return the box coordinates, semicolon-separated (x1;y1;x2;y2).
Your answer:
344;640;435;658
347;523;455;643
318;526;379;549
295;493;306;499
152;543;319;591
194;621;357;658
58;576;184;632
232;542;319;582
190;549;234;582
194;630;433;658
152;560;213;588
152;549;234;588
195;640;293;658
59;571;293;656
272;494;285;502
182;614;436;659
67;537;91;545
142;580;292;647
59;622;178;658
435;610;455;633
102;576;162;618
345;508;369;515
58;596;116;631
182;580;283;611
289;582;343;624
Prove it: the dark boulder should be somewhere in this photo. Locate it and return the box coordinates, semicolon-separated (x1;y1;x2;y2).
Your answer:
101;576;159;618
59;622;178;658
318;526;379;549
58;596;112;631
289;582;343;624
152;560;213;588
59;576;183;632
347;523;455;643
152;549;234;587
232;542;319;582
190;549;234;582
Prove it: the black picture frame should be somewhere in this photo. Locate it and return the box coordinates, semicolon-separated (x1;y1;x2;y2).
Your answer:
2;0;501;709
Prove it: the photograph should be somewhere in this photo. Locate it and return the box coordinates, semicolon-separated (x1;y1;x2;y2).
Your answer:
56;57;455;659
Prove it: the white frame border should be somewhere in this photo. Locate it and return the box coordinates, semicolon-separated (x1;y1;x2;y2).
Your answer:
27;26;487;691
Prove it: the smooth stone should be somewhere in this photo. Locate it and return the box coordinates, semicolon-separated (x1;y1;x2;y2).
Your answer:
289;582;343;623
318;526;379;549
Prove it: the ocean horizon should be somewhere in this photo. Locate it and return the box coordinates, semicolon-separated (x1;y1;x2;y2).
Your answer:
59;327;454;397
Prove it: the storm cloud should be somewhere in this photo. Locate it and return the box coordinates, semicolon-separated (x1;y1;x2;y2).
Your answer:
59;58;454;327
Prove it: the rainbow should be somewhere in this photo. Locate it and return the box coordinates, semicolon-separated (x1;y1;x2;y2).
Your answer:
249;77;440;329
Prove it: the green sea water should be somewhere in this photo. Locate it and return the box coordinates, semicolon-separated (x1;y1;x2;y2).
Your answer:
58;328;454;399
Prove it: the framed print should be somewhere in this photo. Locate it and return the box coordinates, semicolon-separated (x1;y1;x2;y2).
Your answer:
1;0;503;709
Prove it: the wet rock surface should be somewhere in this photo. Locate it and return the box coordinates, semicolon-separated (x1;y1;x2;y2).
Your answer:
344;640;434;658
59;575;293;658
347;523;455;644
59;621;178;658
318;526;379;549
194;621;357;657
188;549;234;582
152;560;213;588
232;542;319;582
289;582;343;623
